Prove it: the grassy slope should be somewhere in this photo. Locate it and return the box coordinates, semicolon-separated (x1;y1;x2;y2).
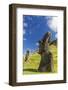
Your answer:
23;45;57;75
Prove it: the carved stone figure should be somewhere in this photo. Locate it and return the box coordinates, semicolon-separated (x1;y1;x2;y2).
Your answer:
25;50;30;62
38;32;53;72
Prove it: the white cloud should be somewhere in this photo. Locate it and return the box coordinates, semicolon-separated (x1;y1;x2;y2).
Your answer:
23;22;28;27
28;17;32;20
36;42;39;46
47;17;57;32
45;17;52;20
23;38;27;41
29;31;32;35
55;33;57;38
23;30;26;35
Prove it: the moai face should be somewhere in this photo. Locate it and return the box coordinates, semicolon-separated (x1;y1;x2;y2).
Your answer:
48;32;51;37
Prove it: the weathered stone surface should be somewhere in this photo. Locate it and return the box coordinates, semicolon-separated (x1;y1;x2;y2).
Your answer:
38;32;53;72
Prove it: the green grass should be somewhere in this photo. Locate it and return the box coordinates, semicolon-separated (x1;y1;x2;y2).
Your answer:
23;45;57;75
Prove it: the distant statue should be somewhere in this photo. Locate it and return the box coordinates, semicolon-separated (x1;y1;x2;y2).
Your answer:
25;50;30;62
38;32;53;72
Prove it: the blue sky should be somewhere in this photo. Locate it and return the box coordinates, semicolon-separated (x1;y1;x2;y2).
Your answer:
23;15;57;54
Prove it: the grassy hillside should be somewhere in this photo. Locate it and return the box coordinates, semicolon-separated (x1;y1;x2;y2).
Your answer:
23;45;57;75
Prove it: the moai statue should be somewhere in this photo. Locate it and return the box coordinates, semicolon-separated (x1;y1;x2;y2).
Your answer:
38;40;44;55
38;32;53;72
25;50;30;62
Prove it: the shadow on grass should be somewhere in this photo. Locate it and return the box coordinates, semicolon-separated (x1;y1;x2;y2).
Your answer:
23;69;38;72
